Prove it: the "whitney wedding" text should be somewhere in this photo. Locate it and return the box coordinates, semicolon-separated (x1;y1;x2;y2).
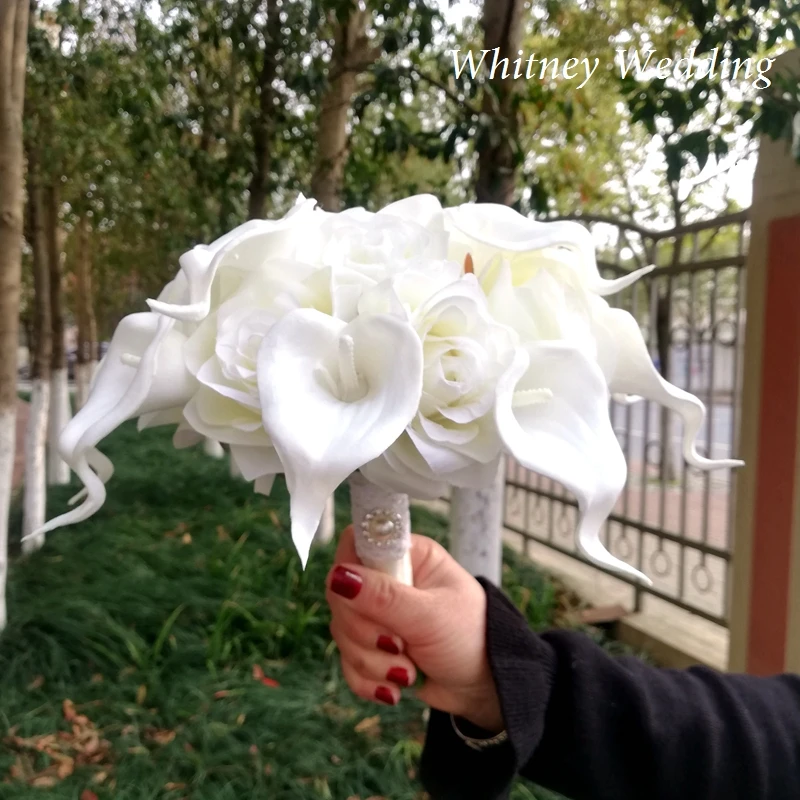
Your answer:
450;47;776;90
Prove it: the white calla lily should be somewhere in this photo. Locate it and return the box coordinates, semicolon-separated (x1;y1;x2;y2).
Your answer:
148;198;318;323
27;313;198;538
592;302;743;469
445;202;654;295
257;309;424;566
495;341;650;584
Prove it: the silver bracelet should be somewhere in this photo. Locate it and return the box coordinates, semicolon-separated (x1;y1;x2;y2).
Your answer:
450;714;508;751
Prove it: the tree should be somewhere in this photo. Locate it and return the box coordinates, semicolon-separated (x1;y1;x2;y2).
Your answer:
0;0;32;631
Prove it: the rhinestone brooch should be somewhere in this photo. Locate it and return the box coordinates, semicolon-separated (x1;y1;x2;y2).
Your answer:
361;510;404;546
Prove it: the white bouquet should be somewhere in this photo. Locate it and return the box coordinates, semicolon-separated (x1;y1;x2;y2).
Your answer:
31;196;738;585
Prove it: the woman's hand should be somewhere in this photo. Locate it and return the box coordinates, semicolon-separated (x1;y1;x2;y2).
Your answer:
325;526;503;733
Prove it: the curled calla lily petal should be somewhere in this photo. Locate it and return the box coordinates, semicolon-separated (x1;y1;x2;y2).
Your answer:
257;309;424;566
496;342;651;585
26;314;198;539
148;199;318;323
445;203;654;296
592;302;743;469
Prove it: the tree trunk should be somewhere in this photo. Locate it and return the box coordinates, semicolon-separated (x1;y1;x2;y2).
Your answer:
0;0;32;629
450;461;505;584
74;214;97;410
22;150;52;550
475;0;525;205
247;0;281;220
46;183;70;485
310;6;376;212
451;0;524;586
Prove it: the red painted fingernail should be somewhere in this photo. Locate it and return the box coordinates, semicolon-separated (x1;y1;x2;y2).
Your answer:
377;635;400;655
387;667;410;687
375;686;396;705
330;566;362;599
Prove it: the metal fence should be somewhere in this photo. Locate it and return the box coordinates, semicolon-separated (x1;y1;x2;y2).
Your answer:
503;211;749;626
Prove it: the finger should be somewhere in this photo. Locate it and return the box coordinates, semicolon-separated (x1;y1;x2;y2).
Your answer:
333;525;360;566
326;561;432;641
334;526;455;590
328;607;405;655
330;619;417;688
340;655;401;706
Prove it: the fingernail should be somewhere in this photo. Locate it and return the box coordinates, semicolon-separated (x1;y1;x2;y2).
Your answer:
375;686;397;705
330;565;362;599
377;635;400;655
387;667;410;687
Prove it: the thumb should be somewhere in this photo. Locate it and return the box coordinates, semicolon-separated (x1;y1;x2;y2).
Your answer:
326;560;433;642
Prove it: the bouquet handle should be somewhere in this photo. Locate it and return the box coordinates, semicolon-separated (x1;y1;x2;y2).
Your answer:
348;471;413;586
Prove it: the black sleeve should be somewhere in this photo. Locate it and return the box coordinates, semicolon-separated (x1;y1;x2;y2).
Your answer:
420;577;800;800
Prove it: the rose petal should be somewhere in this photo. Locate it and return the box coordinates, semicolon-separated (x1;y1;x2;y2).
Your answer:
257;309;423;566
496;343;651;584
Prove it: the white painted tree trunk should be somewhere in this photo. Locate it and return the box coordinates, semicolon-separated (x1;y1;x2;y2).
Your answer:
0;409;15;631
314;495;336;545
75;362;95;411
203;438;225;459
23;380;50;553
449;460;506;586
47;367;71;484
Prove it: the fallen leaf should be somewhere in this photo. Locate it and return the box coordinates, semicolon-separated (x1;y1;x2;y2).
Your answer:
268;509;282;529
136;685;147;705
164;782;187;791
354;715;381;738
214;690;230;699
249;744;258;755
330;754;342;765
27;675;45;691
181;532;192;545
236;714;246;726
93;771;108;784
120;725;136;736
30;775;58;788
216;525;230;541
260;677;280;688
80;790;99;800
91;674;104;684
145;728;176;746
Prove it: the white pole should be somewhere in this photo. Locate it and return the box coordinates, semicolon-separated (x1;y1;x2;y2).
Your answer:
0;408;16;631
449;459;505;585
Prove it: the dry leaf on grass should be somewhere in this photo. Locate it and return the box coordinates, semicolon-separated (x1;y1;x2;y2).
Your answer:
354;715;381;738
164;782;187;791
3;699;113;789
268;509;282;529
145;728;176;746
216;525;230;541
136;684;147;705
181;532;192;545
80;790;99;800
252;664;280;688
27;675;45;691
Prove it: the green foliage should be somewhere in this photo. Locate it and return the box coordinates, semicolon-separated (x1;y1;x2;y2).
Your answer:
0;423;569;798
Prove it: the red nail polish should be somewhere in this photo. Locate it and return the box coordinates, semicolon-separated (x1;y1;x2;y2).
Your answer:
330;565;362;599
377;635;400;655
375;686;396;705
387;667;410;687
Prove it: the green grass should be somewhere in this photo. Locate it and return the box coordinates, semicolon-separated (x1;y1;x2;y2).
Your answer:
1;422;568;799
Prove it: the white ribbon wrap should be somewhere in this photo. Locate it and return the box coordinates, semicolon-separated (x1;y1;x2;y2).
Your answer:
348;471;413;586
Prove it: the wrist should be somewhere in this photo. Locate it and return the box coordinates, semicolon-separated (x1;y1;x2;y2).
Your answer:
456;661;504;734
